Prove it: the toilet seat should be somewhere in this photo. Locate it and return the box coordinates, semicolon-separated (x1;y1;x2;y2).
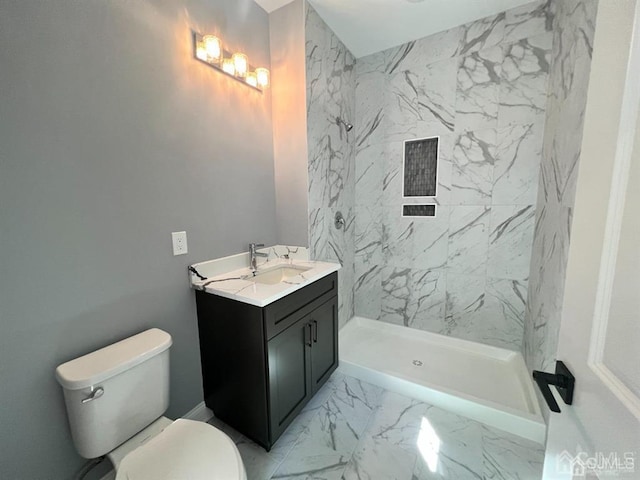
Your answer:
115;419;246;480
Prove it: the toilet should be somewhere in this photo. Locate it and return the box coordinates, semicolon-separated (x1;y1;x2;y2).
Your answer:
55;328;246;480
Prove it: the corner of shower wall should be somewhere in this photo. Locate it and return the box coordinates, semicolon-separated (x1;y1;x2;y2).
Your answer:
304;2;356;328
523;0;599;375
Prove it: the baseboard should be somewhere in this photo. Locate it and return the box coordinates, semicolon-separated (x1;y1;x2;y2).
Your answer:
97;402;213;479
182;401;214;423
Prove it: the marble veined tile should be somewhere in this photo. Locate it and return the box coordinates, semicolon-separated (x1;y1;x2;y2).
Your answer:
383;27;462;77
379;267;411;326
271;454;349;480
355;205;383;262
279;376;382;471
444;273;486;341
541;54;593;207
493;120;544;206
355;143;384;208
354;205;383;319
524;202;573;371
456;46;503;131
504;0;552;43
414;58;458;133
385;68;420;142
230;373;546;479
499;33;552;127
368;390;429;450
382;141;403;206
447;206;490;276
356;50;387;77
523;0;597;373
550;0;598;73
309;207;330;262
382;206;414;268
343;392;426;479
484;278;527;351
380;266;446;332
356;70;386;150
412;405;484;479
459;12;505;56
451;130;497;205
482;425;544;479
385;58;457;142
342;438;415;480
354;256;382;320
444;273;526;350
487;205;536;280
413;206;450;271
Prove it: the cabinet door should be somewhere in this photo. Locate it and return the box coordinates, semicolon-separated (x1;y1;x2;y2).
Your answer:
309;297;338;393
267;318;312;441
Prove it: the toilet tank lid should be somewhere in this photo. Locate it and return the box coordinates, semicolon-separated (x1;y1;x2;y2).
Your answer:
56;328;172;390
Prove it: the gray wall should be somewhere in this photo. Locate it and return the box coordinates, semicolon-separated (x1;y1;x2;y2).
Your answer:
523;0;598;375
305;3;356;328
0;1;276;478
353;0;551;351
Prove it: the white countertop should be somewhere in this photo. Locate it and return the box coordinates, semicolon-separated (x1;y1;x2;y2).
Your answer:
189;246;340;307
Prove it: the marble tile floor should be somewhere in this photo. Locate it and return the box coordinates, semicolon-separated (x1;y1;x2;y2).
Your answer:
208;372;544;480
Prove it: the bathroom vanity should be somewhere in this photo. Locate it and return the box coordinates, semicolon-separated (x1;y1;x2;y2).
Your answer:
189;247;339;450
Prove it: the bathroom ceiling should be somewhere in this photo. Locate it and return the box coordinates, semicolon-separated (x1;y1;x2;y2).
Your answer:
254;0;535;57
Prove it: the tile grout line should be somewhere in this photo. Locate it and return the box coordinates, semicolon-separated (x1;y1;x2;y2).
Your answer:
335;388;388;478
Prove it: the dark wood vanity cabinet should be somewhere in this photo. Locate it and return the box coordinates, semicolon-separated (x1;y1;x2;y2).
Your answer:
195;272;338;450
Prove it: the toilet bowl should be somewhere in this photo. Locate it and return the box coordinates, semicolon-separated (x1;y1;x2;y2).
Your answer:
55;328;246;480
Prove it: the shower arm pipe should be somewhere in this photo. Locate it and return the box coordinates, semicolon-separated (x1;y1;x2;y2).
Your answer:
336;116;353;132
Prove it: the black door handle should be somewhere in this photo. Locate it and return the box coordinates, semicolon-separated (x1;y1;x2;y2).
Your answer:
532;361;575;413
304;323;312;347
312;320;318;343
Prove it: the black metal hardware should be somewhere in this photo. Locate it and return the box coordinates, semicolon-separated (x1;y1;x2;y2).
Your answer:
188;266;207;281
312;320;318;343
305;323;312;347
533;361;575;413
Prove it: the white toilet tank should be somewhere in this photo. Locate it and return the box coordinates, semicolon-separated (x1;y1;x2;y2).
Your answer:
56;329;172;459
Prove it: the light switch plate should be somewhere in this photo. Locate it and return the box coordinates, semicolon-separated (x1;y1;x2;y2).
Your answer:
171;231;188;256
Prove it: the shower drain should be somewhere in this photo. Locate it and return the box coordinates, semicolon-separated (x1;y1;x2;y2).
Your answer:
412;360;423;366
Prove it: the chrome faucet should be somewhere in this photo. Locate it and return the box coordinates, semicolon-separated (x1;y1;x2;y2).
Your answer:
249;243;268;273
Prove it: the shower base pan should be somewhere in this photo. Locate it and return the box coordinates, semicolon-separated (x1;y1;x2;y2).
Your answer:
338;317;546;444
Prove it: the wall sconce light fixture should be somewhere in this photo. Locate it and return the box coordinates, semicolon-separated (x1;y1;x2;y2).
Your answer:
193;31;270;92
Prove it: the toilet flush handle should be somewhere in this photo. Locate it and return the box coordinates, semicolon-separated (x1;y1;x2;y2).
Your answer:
81;386;104;404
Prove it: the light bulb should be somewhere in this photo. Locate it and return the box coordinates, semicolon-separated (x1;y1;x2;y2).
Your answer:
232;53;248;78
255;67;270;88
246;71;258;88
195;44;207;61
221;58;235;75
203;35;221;63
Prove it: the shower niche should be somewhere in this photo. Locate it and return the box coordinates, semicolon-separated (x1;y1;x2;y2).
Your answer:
402;136;439;217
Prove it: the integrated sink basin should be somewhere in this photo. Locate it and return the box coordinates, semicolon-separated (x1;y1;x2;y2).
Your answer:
250;265;311;285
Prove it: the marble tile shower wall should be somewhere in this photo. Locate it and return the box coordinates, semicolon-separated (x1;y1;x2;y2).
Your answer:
305;4;356;328
354;0;552;350
523;0;598;373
